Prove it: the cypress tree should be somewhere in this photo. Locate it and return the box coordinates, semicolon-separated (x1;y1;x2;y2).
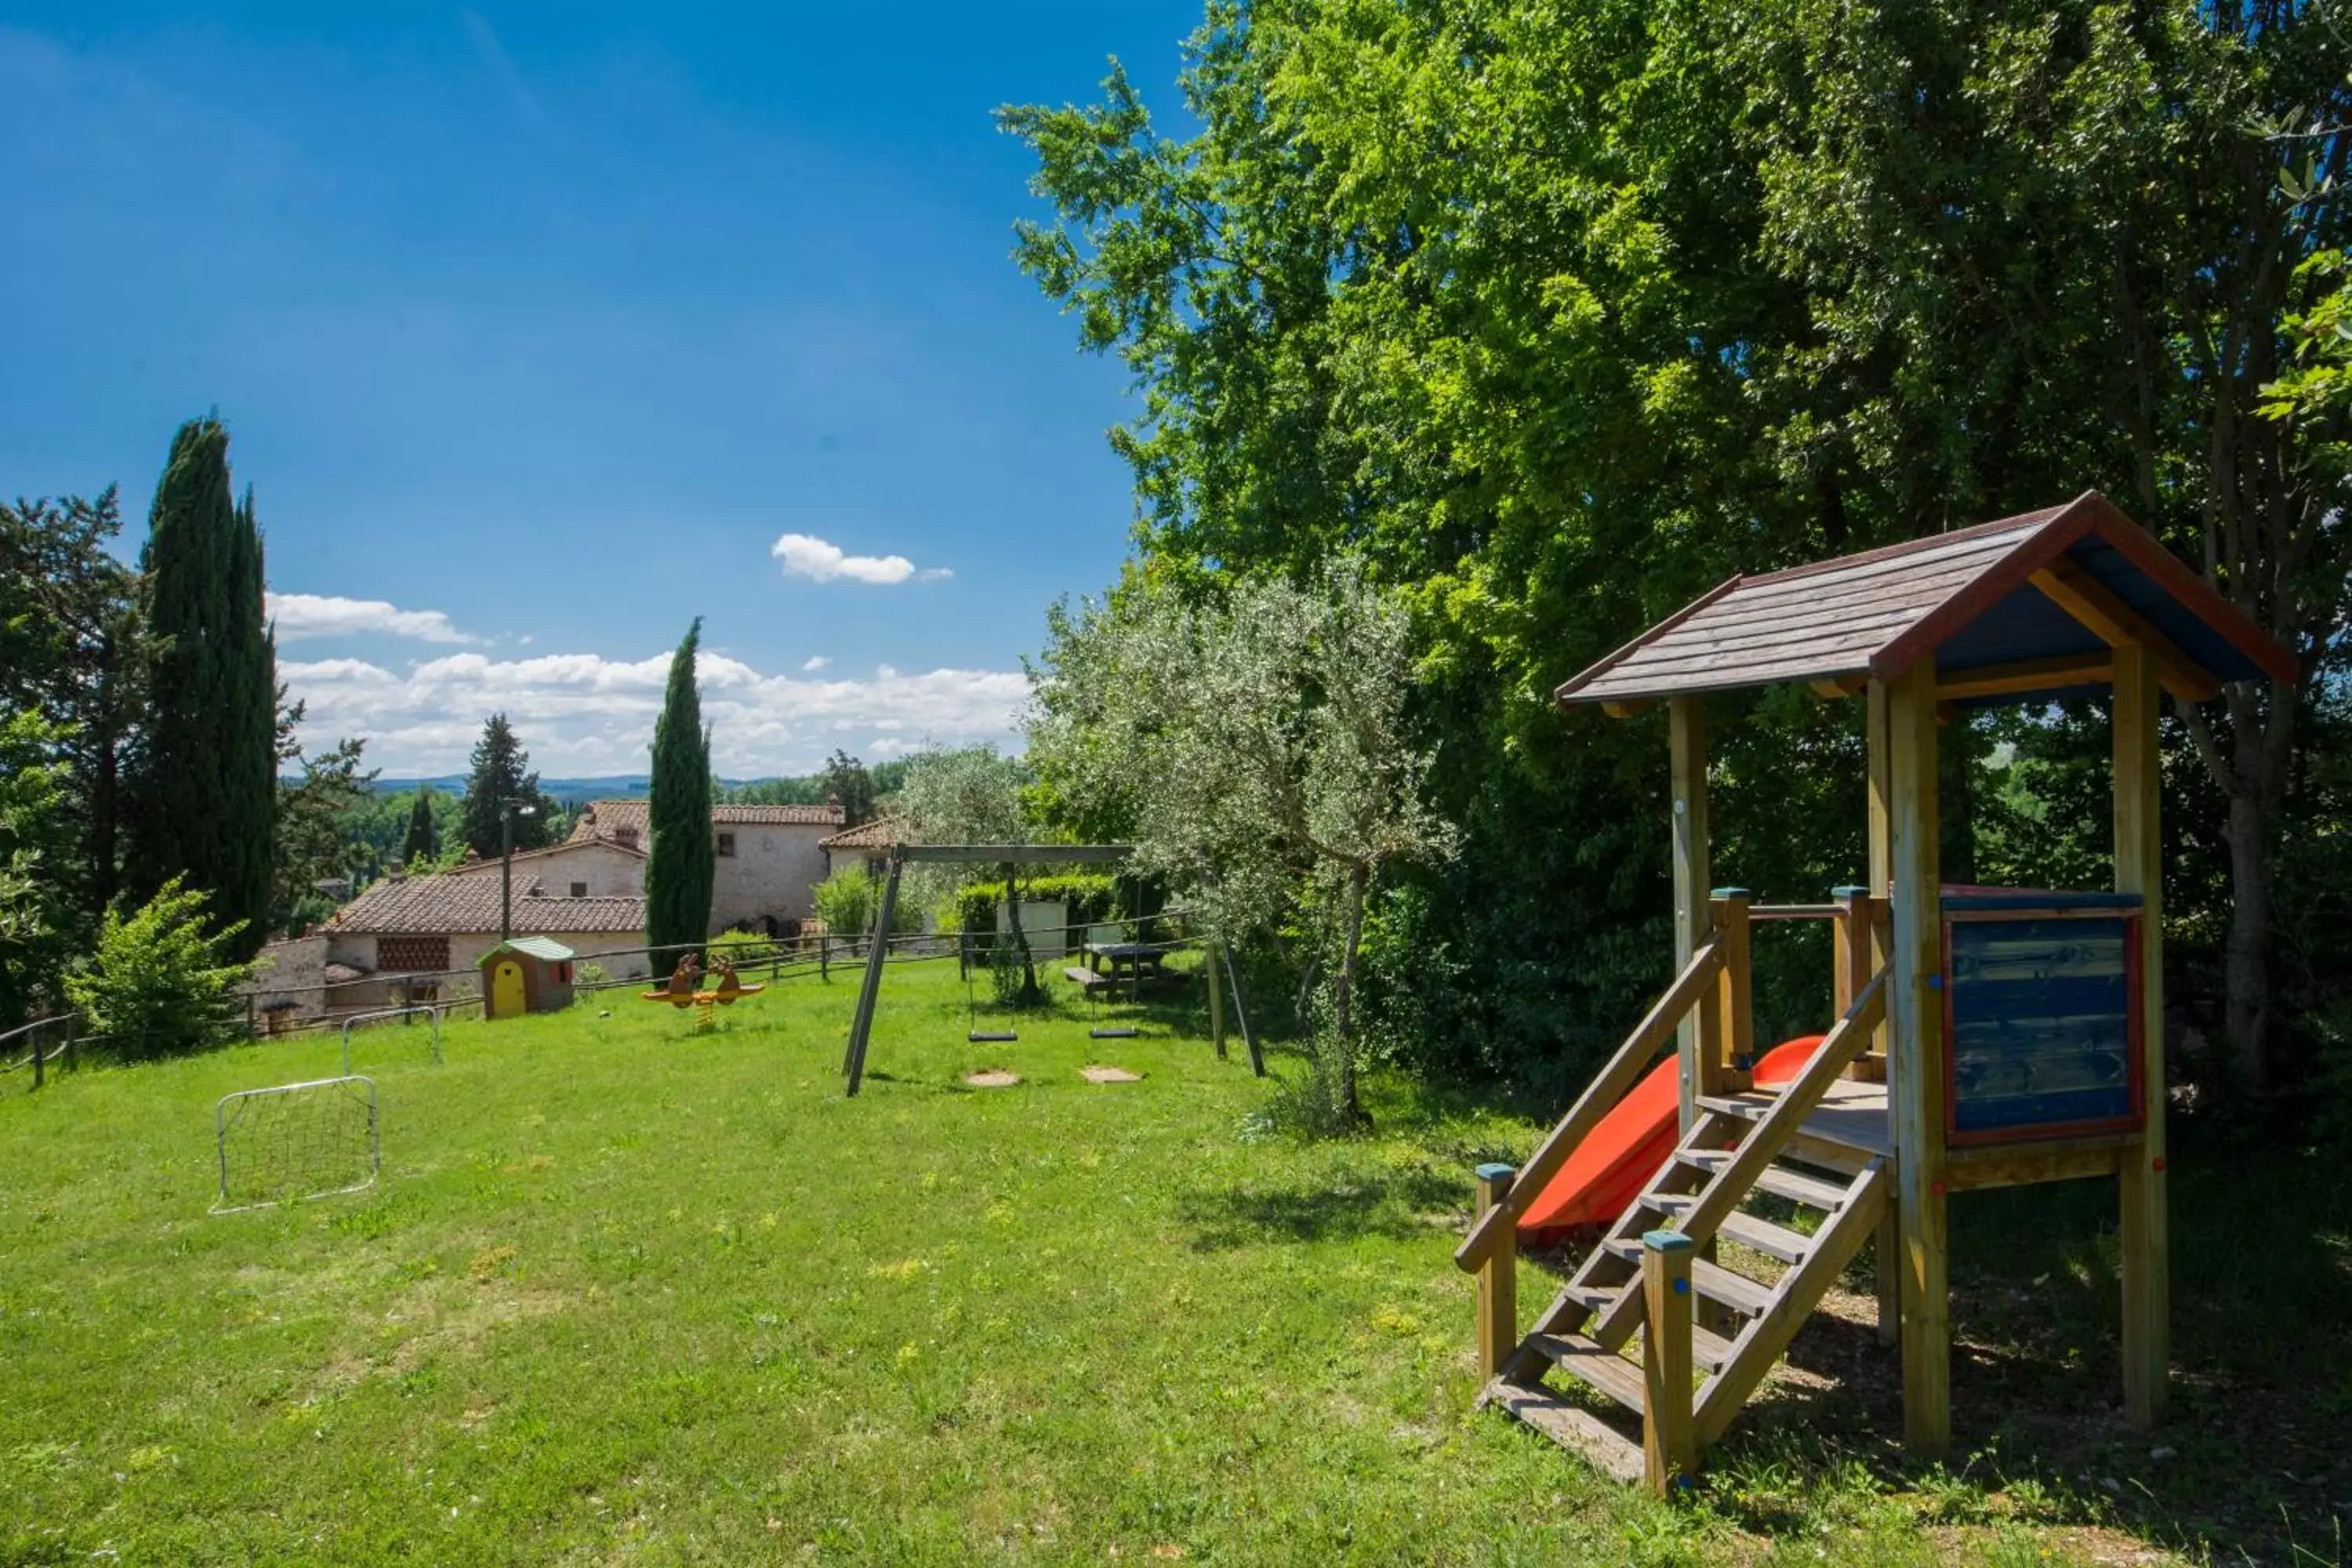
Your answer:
402;786;439;866
644;619;713;967
459;715;550;858
130;418;276;960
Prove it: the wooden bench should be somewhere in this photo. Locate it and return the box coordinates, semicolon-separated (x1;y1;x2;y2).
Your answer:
1063;965;1112;989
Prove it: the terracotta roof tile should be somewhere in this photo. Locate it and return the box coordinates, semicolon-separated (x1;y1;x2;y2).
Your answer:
568;798;844;847
327;873;645;936
818;815;902;851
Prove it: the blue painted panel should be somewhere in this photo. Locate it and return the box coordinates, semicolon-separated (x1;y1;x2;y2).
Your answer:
1948;916;2134;1135
1936;585;2109;674
2069;537;2270;684
1944;890;2140;913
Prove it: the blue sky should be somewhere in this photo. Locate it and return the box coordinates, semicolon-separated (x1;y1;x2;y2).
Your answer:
0;3;1201;777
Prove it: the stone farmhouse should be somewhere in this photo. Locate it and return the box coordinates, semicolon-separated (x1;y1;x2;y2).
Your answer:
246;798;847;1019
251;870;651;1017
566;799;843;931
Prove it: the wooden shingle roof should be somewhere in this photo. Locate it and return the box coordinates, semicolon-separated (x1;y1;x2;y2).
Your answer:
1555;492;2296;709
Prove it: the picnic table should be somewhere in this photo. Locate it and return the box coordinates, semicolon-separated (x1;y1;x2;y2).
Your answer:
1082;942;1168;1003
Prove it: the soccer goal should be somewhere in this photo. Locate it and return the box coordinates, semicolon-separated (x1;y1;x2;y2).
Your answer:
212;1075;379;1214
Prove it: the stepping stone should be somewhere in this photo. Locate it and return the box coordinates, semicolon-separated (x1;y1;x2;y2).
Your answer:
964;1069;1021;1089
1080;1065;1143;1083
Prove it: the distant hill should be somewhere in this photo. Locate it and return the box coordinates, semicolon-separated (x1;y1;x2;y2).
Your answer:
365;775;819;804
372;775;659;803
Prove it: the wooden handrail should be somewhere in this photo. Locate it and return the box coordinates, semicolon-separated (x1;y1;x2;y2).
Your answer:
1454;940;1726;1272
1587;965;1889;1345
1748;903;1842;921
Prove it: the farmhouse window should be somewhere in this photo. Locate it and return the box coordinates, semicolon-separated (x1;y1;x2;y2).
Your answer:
376;935;450;972
716;833;737;858
569;881;588;898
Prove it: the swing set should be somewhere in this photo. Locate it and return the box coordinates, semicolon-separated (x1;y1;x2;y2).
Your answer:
839;843;1263;1093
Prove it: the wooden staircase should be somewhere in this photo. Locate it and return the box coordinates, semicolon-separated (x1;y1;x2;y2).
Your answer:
1458;928;1890;1490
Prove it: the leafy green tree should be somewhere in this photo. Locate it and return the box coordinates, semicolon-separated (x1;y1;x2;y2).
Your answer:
1005;0;2352;1095
271;735;376;934
402;784;439;866
822;750;878;826
0;489;146;920
65;877;256;1060
0;710;74;1026
644;619;714;966
1031;561;1457;1122
127;418;276;960
898;744;1038;999
459;714;554;860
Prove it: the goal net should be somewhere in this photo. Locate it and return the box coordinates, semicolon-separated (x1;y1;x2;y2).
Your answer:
213;1075;379;1214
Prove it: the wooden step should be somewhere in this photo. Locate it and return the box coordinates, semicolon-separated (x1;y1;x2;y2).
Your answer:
1697;1091;1777;1120
1596;1243;1776;1317
1716;1210;1811;1265
1752;1164;1853;1211
1688;1319;1737;1373
1676;1148;1733;1174
1524;1332;1646;1413
1481;1380;1642;1484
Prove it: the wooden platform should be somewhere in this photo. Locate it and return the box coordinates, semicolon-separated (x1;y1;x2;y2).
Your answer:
1700;1077;2140;1190
1699;1078;1892;1169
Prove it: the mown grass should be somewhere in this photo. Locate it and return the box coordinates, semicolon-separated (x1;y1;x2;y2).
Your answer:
0;960;2335;1564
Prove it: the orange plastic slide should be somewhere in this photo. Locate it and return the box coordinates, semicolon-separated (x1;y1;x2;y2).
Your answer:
1515;1034;1827;1244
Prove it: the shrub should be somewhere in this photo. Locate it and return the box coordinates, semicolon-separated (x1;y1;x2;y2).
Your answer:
813;868;876;937
812;868;923;941
67;878;256;1061
946;873;1122;935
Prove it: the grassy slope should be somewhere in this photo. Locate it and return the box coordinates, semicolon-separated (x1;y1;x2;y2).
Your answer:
0;962;2330;1565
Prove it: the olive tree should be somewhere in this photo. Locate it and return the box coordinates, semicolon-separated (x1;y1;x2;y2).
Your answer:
1029;560;1456;1122
895;743;1044;1001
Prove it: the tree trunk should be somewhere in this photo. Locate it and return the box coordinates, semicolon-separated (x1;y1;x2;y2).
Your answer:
1002;862;1038;1004
2223;772;2277;1092
1330;862;1370;1123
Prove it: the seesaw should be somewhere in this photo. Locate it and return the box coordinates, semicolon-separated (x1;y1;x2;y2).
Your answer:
640;956;767;1029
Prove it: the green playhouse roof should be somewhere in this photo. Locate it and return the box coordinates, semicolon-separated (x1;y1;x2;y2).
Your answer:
488;936;577;962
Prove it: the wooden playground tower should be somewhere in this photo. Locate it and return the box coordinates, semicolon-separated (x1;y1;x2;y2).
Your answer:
1459;492;2296;1490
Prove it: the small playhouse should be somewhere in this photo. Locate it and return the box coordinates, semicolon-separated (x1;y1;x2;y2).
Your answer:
1457;492;2296;1490
479;936;577;1020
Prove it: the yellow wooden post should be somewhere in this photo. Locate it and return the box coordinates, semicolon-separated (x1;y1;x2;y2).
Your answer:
1883;662;1950;1456
1474;1163;1518;1381
2113;641;2169;1427
1837;884;1899;1346
1711;890;1754;1093
1670;698;1713;1133
1642;1229;1697;1494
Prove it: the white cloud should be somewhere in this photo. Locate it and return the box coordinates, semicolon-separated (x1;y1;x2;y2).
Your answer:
267;592;479;644
801;655;831;671
280;646;1027;776
769;532;948;586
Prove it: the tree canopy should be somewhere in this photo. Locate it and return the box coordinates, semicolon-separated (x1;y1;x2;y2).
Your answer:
1005;0;2352;1097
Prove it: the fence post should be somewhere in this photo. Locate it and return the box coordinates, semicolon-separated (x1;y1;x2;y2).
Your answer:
1642;1229;1697;1494
31;1023;43;1090
1474;1163;1518;1381
1207;936;1227;1059
820;935;829;983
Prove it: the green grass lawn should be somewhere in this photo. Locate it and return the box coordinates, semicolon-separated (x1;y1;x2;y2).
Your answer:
1;960;2339;1565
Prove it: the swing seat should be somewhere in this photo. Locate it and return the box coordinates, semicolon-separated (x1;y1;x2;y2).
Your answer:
968;1029;1019;1043
1089;1026;1139;1039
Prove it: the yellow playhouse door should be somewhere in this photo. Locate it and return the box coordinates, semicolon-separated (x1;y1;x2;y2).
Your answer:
492;960;525;1018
